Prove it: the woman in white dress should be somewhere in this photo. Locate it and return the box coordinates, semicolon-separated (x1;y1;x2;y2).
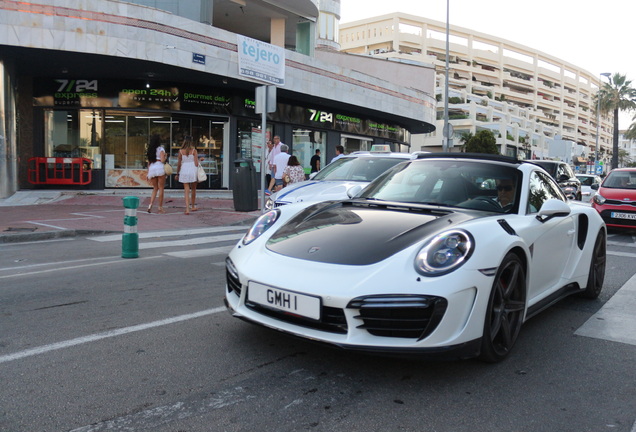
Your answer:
175;135;199;215
146;134;167;213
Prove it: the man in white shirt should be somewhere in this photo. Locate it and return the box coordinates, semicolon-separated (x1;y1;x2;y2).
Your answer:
268;135;283;192
330;145;345;164
273;144;291;192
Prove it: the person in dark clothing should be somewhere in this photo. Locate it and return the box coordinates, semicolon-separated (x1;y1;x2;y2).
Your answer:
310;149;321;173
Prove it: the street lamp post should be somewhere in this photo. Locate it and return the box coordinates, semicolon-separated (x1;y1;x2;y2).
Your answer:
595;72;611;174
442;0;450;152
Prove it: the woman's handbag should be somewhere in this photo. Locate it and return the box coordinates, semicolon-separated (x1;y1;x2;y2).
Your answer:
197;164;207;183
163;162;173;176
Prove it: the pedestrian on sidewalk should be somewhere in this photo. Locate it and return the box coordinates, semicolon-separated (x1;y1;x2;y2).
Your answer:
146;134;167;213
282;155;305;186
175;135;199;215
272;144;290;192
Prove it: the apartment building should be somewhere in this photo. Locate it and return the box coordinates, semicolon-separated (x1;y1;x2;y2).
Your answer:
339;13;614;171
619;131;636;166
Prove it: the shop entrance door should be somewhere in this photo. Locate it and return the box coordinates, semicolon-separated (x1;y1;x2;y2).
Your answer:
103;112;226;188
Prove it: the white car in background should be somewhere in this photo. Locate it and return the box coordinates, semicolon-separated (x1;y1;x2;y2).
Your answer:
264;146;423;211
576;174;602;203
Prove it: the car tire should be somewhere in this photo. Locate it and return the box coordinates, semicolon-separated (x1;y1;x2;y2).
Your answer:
579;229;606;299
479;252;526;363
576;192;582;201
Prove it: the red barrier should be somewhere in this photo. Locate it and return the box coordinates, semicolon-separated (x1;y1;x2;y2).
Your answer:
27;157;92;185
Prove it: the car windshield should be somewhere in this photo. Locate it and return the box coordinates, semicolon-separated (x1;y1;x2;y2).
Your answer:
312;156;407;182
577;175;597;186
602;171;636;189
358;159;521;213
532;161;557;177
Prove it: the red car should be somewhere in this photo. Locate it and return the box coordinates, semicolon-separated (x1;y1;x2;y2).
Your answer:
592;168;636;229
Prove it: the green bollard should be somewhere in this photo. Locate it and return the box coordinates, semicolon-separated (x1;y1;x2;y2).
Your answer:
122;196;140;258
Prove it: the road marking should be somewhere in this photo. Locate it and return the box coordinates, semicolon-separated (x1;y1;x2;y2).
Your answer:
165;245;234;258
575;273;636;347
0;255;122;272
0;307;226;364
139;234;242;250
89;226;245;242
607;251;636;258
607;240;636;248
0;256;161;279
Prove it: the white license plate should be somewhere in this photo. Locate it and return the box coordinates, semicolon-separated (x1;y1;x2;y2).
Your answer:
248;282;321;320
611;212;636;220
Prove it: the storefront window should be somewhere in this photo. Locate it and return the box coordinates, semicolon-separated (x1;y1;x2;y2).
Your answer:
101;112;225;188
44;109;104;169
340;135;372;154
237;120;273;174
292;128;326;175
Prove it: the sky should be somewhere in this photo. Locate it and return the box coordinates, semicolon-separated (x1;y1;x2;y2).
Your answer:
339;0;636;128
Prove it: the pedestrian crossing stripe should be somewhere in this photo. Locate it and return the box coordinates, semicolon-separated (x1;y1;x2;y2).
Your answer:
575;273;636;347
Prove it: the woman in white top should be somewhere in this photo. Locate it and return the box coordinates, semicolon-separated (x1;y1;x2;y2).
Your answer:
146;134;167;213
175;135;199;215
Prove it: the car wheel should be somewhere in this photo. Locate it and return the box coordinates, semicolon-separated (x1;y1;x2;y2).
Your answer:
479;252;526;362
576;192;582;201
579;230;606;299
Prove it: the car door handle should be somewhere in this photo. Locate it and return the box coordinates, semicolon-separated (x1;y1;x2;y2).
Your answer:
567;229;576;236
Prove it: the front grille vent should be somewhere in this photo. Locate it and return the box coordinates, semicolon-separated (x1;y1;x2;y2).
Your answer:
245;302;347;334
347;295;447;340
226;268;242;296
604;199;636;207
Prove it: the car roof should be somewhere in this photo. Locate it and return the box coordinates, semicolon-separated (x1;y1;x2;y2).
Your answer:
415;152;521;165
344;151;413;159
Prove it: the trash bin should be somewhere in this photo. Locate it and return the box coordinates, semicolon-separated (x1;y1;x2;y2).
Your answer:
232;158;258;211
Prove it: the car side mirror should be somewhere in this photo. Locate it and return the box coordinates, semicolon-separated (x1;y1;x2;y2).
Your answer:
536;199;571;223
591;183;599;190
347;185;363;198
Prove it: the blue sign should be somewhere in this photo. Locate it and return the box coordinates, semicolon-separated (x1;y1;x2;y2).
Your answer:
192;53;206;65
595;163;603;175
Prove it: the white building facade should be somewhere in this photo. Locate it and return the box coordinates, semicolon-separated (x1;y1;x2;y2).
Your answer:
339;13;614;172
0;1;436;197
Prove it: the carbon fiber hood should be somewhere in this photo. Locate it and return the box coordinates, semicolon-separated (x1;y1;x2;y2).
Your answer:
266;201;477;265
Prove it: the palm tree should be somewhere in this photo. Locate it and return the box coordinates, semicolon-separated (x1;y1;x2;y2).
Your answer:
596;73;636;169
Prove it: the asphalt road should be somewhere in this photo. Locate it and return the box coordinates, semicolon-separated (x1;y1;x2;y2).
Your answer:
1;227;635;432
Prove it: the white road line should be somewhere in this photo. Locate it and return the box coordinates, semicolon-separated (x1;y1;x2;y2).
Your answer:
0;307;225;364
139;234;242;250
0;255;122;272
607;240;636;248
165;245;234;258
607;251;636;258
575;273;636;347
0;256;161;280
89;226;245;242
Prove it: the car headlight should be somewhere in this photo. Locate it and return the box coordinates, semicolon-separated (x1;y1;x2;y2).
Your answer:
414;229;474;276
243;209;280;245
592;193;606;205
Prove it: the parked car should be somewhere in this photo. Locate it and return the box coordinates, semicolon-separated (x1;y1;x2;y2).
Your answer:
591;168;636;229
576;174;602;203
527;160;582;200
226;154;606;362
263;147;421;211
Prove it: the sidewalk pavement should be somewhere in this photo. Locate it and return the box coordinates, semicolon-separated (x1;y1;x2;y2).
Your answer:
0;189;262;243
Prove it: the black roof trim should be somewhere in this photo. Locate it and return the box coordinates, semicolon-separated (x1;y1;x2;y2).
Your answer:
415;152;521;165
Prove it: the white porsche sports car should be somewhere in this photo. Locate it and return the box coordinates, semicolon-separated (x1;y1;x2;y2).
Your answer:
225;154;606;362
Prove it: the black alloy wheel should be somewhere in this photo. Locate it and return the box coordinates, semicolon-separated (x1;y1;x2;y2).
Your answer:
579;229;606;299
479;252;526;362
